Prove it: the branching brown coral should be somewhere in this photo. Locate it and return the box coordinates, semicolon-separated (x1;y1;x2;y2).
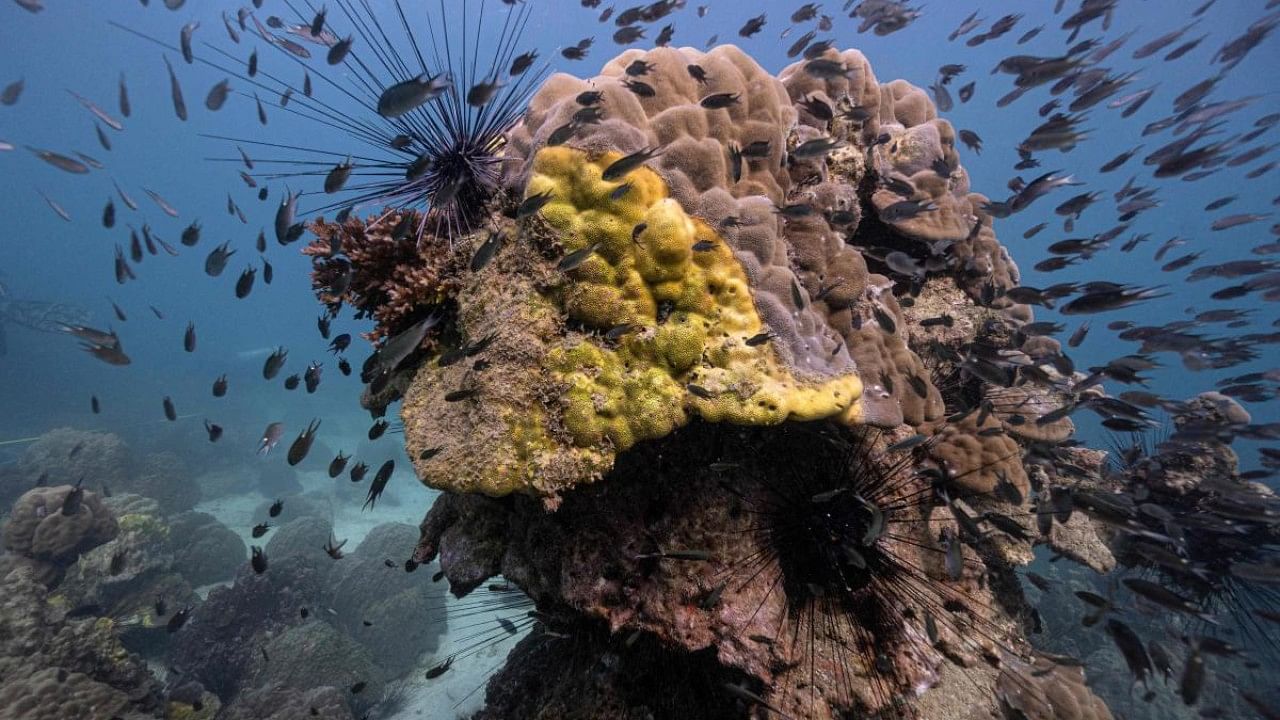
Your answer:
304;210;469;345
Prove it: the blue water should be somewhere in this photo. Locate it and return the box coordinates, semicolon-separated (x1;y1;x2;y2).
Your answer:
2;1;1274;463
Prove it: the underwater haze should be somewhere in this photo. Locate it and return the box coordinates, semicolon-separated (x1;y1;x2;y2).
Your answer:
0;0;1278;719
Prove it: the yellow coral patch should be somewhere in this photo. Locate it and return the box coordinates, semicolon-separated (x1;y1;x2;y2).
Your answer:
529;146;863;453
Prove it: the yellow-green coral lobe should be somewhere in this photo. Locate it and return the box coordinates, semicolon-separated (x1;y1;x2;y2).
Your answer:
530;146;863;457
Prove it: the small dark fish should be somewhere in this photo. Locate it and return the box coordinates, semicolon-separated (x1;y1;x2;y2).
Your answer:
61;480;85;516
180;21;199;63
1180;647;1204;706
1106;619;1153;685
510;51;537;76
212;374;228;397
113;74;131;120
557;243;600;272
699;92;740;110
467;78;504;106
183;322;196;352
204;241;235;277
251;522;271;539
793;137;844;158
321;156;353;194
328;452;350;478
745;331;775;347
162;396;177;421
886;434;928;453
250;546;267;574
804;57;847;79
363;459;395;510
349;462;369;483
163;55;187;121
516;190;555;218
958;129;983;154
444;388;478;402
470;231;503;272
95;123;112;151
602;146;663;181
235;266;256;299
546;121;578;146
425;655;455;679
303;361;321;393
376;72;453;118
287;418;321;466
91;395;100;414
327;35;353;65
204;420;223;442
167;606;191;633
263;346;288;379
267;499;283;518
368;419;388;440
1;78;23;106
1068;322;1089;347
738;14;766;38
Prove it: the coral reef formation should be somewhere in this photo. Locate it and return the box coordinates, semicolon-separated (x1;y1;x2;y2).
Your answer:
3;484;118;585
0;563;165;718
309;40;1117;720
168;517;445;713
5;428;201;512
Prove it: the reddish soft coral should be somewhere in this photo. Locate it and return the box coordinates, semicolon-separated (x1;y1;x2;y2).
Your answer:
304;210;468;345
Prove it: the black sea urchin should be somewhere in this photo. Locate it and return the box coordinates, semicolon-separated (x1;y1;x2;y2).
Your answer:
118;0;548;244
711;423;1029;716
